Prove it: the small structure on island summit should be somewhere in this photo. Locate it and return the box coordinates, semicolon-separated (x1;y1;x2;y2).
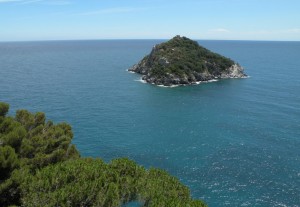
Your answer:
129;35;247;86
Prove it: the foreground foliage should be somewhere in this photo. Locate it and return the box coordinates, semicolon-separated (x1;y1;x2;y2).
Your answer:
0;102;206;207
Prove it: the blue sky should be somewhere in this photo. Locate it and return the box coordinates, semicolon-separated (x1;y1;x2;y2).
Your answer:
0;0;299;41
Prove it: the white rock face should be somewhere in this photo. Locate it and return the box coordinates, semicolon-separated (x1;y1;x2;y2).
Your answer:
229;64;245;78
159;57;170;65
221;64;246;78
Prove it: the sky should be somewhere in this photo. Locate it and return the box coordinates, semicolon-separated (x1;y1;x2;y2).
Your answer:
0;0;300;41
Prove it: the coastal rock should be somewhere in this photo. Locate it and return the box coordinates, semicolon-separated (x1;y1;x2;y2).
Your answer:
129;35;247;86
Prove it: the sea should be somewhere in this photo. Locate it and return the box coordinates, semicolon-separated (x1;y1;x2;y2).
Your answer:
0;40;299;207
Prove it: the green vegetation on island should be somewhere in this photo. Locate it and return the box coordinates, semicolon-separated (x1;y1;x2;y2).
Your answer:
0;102;206;207
129;35;246;86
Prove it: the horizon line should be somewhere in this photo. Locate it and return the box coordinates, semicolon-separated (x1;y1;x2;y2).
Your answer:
1;38;300;43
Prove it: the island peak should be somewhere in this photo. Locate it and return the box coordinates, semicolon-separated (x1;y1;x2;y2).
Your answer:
129;36;247;86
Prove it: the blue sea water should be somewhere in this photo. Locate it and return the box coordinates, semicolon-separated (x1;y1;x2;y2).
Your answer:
0;40;299;207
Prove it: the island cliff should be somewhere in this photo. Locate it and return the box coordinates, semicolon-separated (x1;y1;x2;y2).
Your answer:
129;35;247;86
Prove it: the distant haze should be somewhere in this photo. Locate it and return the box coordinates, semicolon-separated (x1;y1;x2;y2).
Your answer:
0;0;300;41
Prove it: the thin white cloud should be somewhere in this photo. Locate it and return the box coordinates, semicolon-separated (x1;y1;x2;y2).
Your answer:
0;0;22;3
79;7;142;16
19;0;43;4
284;28;300;33
0;0;71;5
43;0;71;5
241;28;300;35
209;28;230;33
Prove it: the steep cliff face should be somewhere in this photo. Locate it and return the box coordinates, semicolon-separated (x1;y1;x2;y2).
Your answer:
129;35;247;86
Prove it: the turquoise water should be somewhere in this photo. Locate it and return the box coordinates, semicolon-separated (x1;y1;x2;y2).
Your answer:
0;40;299;206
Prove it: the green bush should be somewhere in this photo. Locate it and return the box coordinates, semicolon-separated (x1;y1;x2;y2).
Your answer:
0;146;19;180
21;158;206;207
0;102;9;117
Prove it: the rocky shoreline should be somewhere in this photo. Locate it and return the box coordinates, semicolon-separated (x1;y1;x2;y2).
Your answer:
129;63;246;86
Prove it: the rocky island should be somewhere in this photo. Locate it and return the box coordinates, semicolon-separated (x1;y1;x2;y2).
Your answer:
129;35;247;86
